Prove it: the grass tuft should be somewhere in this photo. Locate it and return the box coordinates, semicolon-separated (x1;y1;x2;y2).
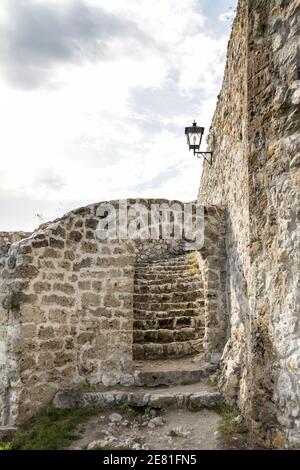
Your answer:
213;404;248;435
0;405;102;450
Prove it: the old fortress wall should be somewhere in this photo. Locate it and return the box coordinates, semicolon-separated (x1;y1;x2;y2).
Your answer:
199;0;300;448
0;0;299;450
0;200;225;426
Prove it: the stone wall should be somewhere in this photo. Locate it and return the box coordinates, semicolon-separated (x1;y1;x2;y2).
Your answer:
0;205;132;425
0;232;31;249
198;0;300;448
0;199;225;426
197;206;227;362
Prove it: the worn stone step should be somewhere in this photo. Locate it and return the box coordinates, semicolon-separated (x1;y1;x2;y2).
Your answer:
137;254;196;263
133;252;204;361
136;256;195;265
133;308;203;319
135;273;201;282
133;362;216;387
133;327;197;343
133;317;205;330
134;272;203;280
134;281;203;294
133;338;204;360
135;265;194;271
133;291;202;303
136;256;195;267
135;266;198;275
135;262;194;270
53;384;223;411
133;301;203;312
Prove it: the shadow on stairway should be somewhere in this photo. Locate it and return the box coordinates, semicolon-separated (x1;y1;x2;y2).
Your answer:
132;252;209;387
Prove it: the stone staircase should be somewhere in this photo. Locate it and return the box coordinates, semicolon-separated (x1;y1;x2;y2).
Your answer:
52;252;224;415
53;360;223;413
133;252;205;360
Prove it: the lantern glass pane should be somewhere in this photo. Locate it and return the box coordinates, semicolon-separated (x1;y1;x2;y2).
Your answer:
188;131;201;149
192;133;199;146
185;123;204;151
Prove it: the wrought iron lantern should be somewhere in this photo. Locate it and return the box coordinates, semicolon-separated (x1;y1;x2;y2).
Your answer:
185;120;213;165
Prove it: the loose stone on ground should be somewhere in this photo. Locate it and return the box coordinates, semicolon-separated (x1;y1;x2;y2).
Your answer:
67;408;225;450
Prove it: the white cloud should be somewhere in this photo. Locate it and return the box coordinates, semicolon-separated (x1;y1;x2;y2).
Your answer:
34;167;65;191
0;0;235;231
177;33;227;95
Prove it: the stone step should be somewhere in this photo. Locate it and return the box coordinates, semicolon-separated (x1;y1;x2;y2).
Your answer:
135;266;198;274
132;252;204;361
133;317;205;330
136;256;195;267
134;265;196;276
136;263;196;269
133;301;203;312
135;273;201;282
133;361;216;387
134;280;203;294
133;291;202;303
133;308;203;319
136;255;195;264
53;384;223;411
134;274;202;285
133;327;197;343
133;338;204;360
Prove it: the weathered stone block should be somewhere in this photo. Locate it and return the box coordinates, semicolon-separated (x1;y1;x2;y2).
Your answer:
51;226;66;239
64;250;75;261
92;281;102;290
22;323;37;337
81;292;101;307
32;240;48;249
21;306;45;323
81;241;98;254
78;281;91;290
19;354;36;372
42;295;75;308
50;238;65;249
85;218;99;230
103;294;121;308
68;231;83;243
39;339;64;352
33;281;51;293
14;264;39;279
53;352;74;367
38;326;55;340
53;283;75;295
77;332;96;344
43;248;61;259
73;257;93;271
47;309;68;322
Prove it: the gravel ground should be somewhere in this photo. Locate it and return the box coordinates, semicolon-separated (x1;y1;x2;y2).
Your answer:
67;407;250;450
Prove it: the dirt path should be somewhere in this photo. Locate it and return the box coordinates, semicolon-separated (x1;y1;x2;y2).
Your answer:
67;407;249;450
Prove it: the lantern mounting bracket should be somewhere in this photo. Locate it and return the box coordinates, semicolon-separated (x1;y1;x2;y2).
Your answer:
193;151;213;165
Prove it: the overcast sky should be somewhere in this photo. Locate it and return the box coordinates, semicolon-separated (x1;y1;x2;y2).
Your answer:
0;0;237;231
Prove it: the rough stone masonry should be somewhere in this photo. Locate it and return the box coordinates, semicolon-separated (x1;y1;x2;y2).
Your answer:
0;0;299;450
0;200;225;427
199;0;300;449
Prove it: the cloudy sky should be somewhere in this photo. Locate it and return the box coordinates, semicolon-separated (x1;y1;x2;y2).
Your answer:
0;0;237;231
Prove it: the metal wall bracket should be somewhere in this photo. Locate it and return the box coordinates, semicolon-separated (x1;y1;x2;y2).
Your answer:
194;151;213;165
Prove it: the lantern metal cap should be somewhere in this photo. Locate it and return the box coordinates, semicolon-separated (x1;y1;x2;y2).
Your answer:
184;120;204;135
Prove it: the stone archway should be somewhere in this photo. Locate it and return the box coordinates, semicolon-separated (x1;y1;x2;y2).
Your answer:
0;199;227;426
